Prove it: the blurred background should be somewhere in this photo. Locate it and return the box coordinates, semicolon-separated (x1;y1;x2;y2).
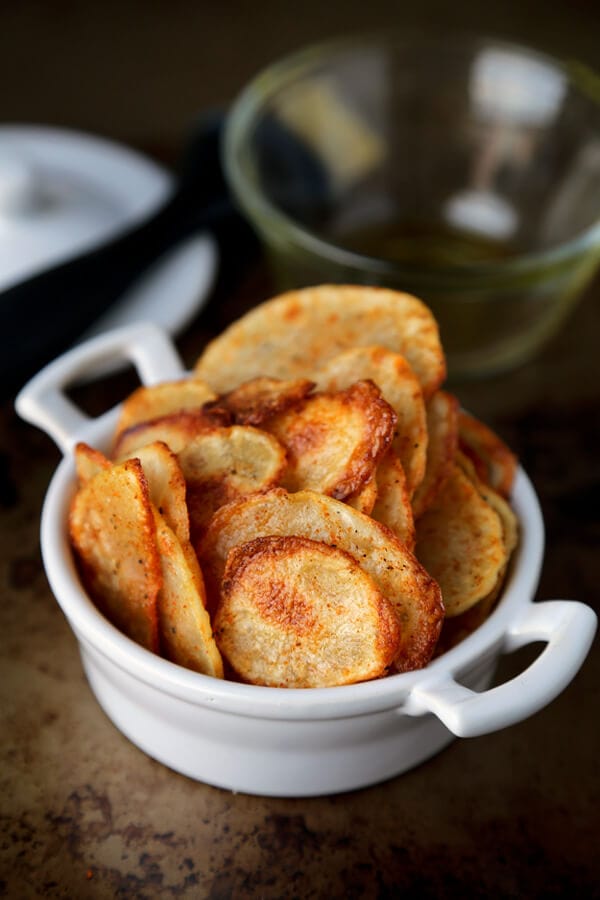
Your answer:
2;0;598;159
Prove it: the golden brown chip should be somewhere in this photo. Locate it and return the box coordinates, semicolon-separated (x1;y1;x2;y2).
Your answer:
152;508;223;678
415;463;506;617
113;408;231;459
198;487;443;672
263;380;397;500
217;376;316;426
215;535;401;687
371;450;416;552
114;378;218;439
194;285;446;399
69;458;161;651
123;441;206;598
74;441;111;484
455;451;519;558
411;391;459;519
346;472;378;515
314;345;427;496
177;425;287;541
458;409;517;498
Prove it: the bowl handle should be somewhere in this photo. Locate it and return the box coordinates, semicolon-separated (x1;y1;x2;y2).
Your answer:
15;323;185;454
404;599;597;737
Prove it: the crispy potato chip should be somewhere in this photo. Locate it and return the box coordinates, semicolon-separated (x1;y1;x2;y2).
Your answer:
152;508;223;678
415;463;506;617
346;472;378;515
177;425;287;541
458;409;517;498
215;535;401;687
456;451;519;558
314;345;427;496
263;380;397;500
217;376;316;426
114;378;218;438
195;285;446;399
69;458;161;651
371;450;416;552
74;441;111;484
198;488;443;672
130;442;190;545
113;408;231;459
412;391;459;519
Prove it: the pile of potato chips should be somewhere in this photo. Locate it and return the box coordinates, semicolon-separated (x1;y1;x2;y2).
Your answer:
69;285;518;688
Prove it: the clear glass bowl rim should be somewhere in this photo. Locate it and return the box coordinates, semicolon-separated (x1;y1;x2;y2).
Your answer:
223;30;600;288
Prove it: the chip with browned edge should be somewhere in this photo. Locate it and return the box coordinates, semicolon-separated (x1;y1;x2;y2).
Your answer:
69;458;161;651
415;463;506;617
315;345;427;496
263;380;396;500
177;425;287;540
152;507;223;677
114;378;218;440
194;285;446;399
215;535;401;687
412;391;459;519
113;408;231;459
198;487;443;672
217;376;316;426
458;409;517;498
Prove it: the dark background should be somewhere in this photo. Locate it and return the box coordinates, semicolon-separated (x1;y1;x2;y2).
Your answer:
2;0;598;155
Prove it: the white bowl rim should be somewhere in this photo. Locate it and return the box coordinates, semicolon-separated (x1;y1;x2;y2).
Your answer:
40;408;545;720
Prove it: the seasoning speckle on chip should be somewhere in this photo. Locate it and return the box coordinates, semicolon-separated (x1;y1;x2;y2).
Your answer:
67;284;519;687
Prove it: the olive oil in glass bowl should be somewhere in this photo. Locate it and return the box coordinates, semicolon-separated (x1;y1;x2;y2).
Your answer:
224;34;600;378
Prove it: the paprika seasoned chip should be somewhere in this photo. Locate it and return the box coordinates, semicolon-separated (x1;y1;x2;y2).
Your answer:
69;458;161;652
215;535;401;687
412;391;459;520
217;376;316;426
458;409;517;498
114;378;218;439
415;463;506;617
314;344;427;496
263;380;396;500
371;449;416;551
152;508;223;678
198;487;444;672
113;408;231;458
177;425;287;540
194;285;446;399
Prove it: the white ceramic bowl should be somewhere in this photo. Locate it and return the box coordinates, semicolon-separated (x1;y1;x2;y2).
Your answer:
16;323;597;797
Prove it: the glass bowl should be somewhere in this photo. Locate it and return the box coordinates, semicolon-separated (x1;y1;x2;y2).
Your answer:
223;33;600;378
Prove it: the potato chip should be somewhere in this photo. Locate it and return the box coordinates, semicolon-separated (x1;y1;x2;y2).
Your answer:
114;378;218;438
69;458;161;651
346;472;378;515
74;441;111;484
458;409;517;498
371;450;416;551
215;535;401;687
152;508;223;678
177;425;287;541
194;285;446;399
264;380;396;500
415;463;506;617
314;345;427;496
455;451;518;558
113;408;231;459
411;391;459;519
198;487;443;672
217;376;316;426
